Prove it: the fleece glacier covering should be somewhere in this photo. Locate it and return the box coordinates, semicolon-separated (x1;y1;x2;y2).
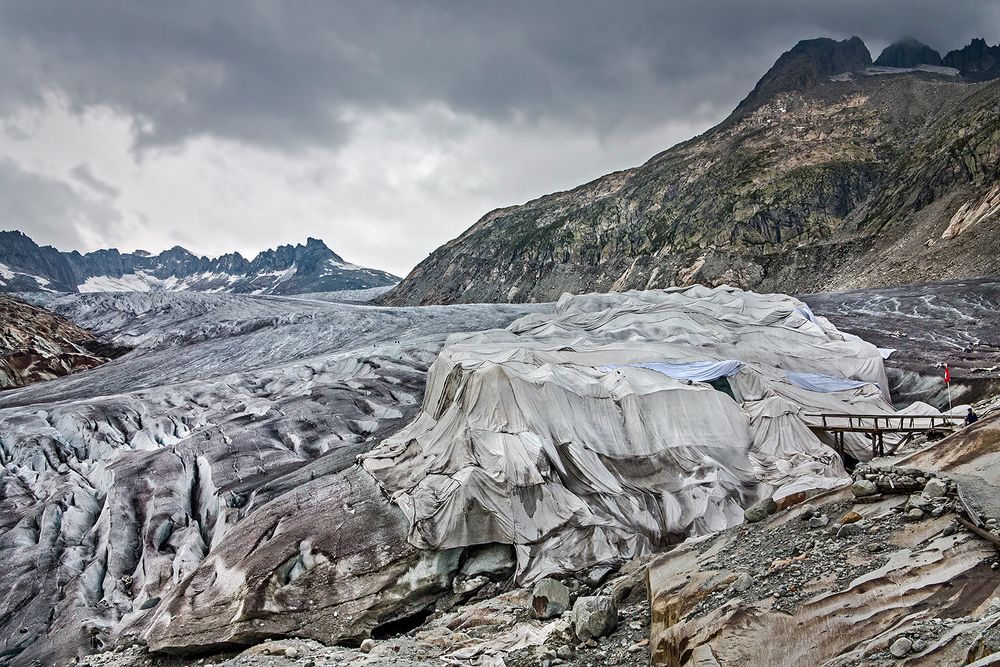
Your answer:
361;285;934;582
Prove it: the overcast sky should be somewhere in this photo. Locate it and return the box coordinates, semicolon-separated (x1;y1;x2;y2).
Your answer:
1;1;997;276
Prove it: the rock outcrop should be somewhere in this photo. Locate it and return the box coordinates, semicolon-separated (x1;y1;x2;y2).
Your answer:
648;414;1000;665
0;294;119;388
380;36;1000;306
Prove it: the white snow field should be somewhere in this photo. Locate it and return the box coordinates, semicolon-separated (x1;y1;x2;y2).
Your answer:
0;286;936;663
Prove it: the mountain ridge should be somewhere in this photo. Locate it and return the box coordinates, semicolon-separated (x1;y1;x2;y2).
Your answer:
0;231;400;295
380;35;1000;306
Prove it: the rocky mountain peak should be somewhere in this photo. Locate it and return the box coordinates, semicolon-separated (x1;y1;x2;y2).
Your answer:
736;36;871;113
943;38;1000;79
0;231;399;294
874;37;942;67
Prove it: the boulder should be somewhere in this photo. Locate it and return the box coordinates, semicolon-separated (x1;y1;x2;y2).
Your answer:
572;595;618;641
852;479;878;497
744;497;777;523
923;478;948;498
532;578;571;619
728;572;753;593
138;597;160;611
890;637;913;657
837;523;861;538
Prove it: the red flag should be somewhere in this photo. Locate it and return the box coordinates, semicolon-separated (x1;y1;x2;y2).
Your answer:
944;365;951;384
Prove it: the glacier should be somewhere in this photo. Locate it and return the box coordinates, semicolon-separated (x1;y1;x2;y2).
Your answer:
0;285;946;663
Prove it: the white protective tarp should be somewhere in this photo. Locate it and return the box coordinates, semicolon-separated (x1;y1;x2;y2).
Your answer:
361;286;924;582
786;371;875;393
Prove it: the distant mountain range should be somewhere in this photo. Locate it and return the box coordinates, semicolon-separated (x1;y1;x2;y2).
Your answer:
0;231;399;295
381;36;1000;305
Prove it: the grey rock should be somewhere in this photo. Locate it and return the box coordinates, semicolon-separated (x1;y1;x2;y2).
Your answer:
453;575;489;595
360;638;375;653
580;564;618;588
906;508;925;521
572;595;618;641
728;572;753;593
907;493;932;512
924;479;948;498
912;639;927;652
532;578;571;619
889;636;913;657
852;480;878;497
744;497;776;523
808;515;830;529
837;523;862;538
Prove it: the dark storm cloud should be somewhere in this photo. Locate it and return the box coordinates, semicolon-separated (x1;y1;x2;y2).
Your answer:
0;0;996;152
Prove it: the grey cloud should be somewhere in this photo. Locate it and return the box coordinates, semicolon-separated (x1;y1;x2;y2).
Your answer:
71;164;119;199
0;1;996;152
0;159;121;249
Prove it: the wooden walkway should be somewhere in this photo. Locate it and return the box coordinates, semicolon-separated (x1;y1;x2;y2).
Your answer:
806;413;961;459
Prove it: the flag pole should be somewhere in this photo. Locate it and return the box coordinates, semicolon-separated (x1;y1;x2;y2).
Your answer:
945;363;953;412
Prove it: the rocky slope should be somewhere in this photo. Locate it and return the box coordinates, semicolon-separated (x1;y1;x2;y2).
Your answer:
648;412;1000;666
0;231;399;294
0;294;120;389
380;36;1000;306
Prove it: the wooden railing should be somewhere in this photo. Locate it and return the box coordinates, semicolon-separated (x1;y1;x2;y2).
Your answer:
805;413;960;433
805;413;961;459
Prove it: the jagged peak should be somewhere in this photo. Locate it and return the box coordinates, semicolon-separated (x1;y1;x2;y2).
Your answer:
874;37;942;67
735;35;872;114
943;38;1000;78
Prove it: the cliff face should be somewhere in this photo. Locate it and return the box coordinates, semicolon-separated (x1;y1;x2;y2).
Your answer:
381;37;1000;306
